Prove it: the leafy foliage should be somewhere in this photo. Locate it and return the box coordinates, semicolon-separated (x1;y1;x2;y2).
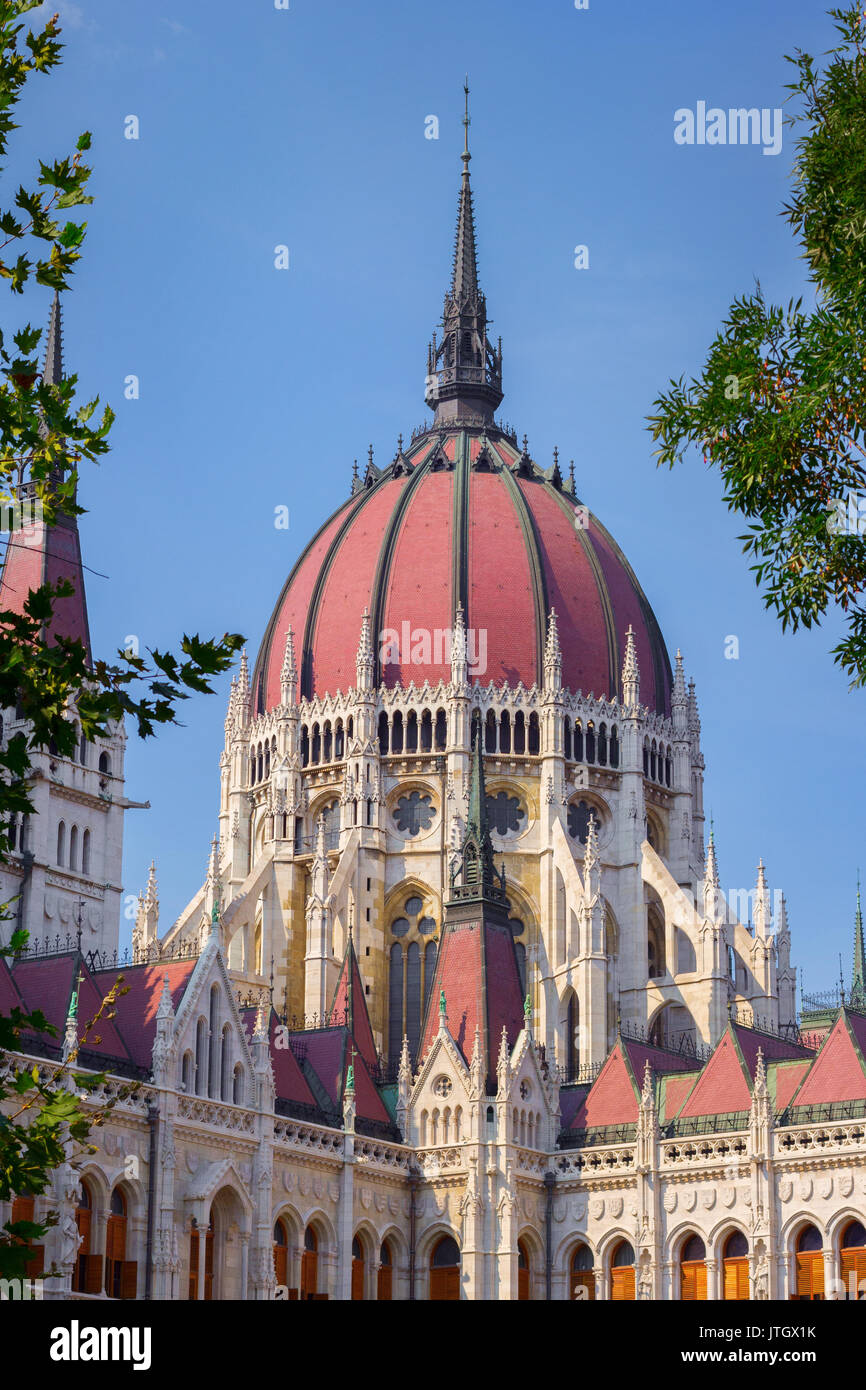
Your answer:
0;2;244;1279
648;5;866;684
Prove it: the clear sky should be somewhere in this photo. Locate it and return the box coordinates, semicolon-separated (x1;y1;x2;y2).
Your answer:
10;0;863;999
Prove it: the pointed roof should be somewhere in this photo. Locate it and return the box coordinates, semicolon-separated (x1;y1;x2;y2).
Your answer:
569;1036;696;1131
419;713;524;1078
329;928;377;1069
451;82;479;302
0;292;92;661
677;1022;811;1119
787;1010;866;1108
853;877;865;1005
43;290;63;386
426;82;503;426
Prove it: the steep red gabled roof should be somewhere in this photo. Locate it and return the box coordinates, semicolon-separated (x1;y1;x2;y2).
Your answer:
772;1058;814;1112
0;955;23;1015
788;1011;866;1108
419;914;525;1077
298;1028;392;1127
329;934;377;1069
570;1038;696;1130
239;1008;318;1109
678;1024;811;1120
91;960;196;1069
13;954;130;1062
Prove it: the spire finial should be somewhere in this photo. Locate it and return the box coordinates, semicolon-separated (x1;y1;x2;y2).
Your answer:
462;74;471;173
622;624;640;709
853;872;866;1004
43;290;63;387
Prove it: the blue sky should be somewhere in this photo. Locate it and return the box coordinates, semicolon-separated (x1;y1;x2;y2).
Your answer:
10;0;863;997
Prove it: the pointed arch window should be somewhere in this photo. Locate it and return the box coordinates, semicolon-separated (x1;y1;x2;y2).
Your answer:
57;821;66;867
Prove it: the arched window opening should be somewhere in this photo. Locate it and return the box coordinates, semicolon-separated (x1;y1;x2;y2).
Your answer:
517;1240;530;1301
79;731;88;766
220;1023;232;1101
430;1236;460;1301
574;721;584;761
81;828;91;875
98;750;111;776
563;717;572;760
406;710;418;753
564;991;579;1081
420;709;433;752
794;1225;824;1300
378;712;390;755
597;723;608;766
106;1188;134;1299
647;906;665;980
499;711;511;754
300;725;310;767
301;1226;318;1300
273;1218;288;1289
311;724;321;765
57;821;66;867
181;1051;192;1092
335;720;345;760
434;709;447;750
611;1241;635;1301
609;726;619;767
69;825;79;872
723;1230;750;1300
680;1234;707;1301
72;1180;97;1294
391;711;404;754
232;1063;244;1106
514;711;526;754
571;1243;595;1301
528;712;540;755
195;1017;208;1096
485;709;497;753
351;1235;365;1301
323;722;332;763
377;1240;393;1301
585;722;596;763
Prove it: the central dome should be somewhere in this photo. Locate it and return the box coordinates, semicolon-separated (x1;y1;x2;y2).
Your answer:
253;428;671;715
252;110;672;716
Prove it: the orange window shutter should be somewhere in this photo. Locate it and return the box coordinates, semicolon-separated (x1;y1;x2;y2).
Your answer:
76;1207;91;1255
811;1253;825;1298
695;1262;708;1301
737;1260;750;1300
377;1265;392;1301
681;1264;696;1301
274;1245;288;1288
612;1266;635;1301
351;1258;364;1300
84;1253;103;1295
120;1262;138;1300
572;1271;595;1301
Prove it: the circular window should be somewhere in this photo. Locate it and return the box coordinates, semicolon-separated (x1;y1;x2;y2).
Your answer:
486;791;525;836
394;793;435;837
519;1079;531;1100
433;1076;452;1098
567;799;600;845
404;895;424;917
391;917;409;938
418;916;436;936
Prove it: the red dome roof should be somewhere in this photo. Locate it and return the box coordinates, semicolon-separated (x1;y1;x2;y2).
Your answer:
253;428;672;715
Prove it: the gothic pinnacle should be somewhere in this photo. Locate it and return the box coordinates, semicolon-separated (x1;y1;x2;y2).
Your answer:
544;608;562;691
280;625;297;705
622;624;640;709
356;608;374;690
42;290;63;386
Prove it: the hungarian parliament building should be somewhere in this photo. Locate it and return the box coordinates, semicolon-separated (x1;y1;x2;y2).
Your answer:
1;119;865;1302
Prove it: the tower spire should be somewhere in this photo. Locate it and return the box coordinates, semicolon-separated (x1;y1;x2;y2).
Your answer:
426;82;503;426
853;874;865;1006
43;290;63;386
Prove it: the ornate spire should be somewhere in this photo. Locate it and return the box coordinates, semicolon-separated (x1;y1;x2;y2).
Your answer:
280;625;297;706
544;608;562;692
449;710;505;904
236;649;251;726
853;876;866;1005
622;625;640;709
156;973;174;1023
356;608;374;691
43;290;63;386
426;81;503;426
753;859;771;937
63;969;81;1060
672;649;687;729
450;602;468;688
687;678;701;741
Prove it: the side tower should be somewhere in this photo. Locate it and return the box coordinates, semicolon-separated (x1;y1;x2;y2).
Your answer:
0;295;128;956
